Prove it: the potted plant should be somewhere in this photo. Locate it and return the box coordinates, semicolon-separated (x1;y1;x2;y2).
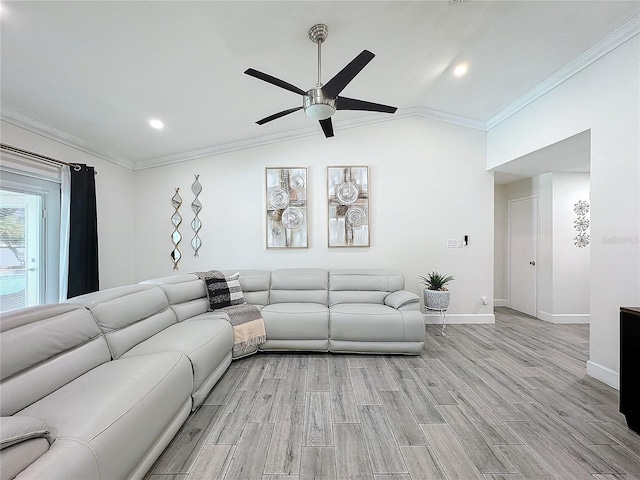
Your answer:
418;271;454;310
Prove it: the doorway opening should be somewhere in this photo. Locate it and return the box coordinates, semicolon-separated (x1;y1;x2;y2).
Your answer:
492;130;591;323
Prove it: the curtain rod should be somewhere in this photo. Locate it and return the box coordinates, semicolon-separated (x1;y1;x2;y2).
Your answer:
0;143;95;173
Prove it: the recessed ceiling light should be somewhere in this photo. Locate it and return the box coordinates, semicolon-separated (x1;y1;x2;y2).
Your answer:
453;64;468;77
149;119;164;130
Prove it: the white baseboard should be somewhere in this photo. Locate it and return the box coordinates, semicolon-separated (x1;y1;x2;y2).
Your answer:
537;311;590;324
586;360;619;390
494;299;508;307
423;313;495;325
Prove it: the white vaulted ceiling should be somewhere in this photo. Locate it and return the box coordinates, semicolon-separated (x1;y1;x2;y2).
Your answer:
1;1;638;169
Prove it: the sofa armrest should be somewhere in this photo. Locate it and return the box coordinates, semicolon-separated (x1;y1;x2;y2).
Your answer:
384;291;419;310
1;416;50;450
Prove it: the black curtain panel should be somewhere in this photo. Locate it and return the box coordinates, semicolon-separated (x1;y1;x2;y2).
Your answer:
67;164;99;298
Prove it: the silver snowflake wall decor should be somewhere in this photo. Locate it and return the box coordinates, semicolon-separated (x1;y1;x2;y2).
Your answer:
573;199;590;248
574;200;589;216
574;233;590;248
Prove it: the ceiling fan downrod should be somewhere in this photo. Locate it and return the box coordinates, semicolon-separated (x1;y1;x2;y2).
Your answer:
308;24;328;87
305;24;335;121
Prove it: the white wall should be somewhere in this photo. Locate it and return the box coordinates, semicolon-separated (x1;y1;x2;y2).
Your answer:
0;121;136;289
488;36;640;388
551;173;590;320
134;116;495;322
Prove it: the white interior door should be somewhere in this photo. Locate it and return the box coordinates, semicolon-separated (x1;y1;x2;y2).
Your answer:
509;197;538;317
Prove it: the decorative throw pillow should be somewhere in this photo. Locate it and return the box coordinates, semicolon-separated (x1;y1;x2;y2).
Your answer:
207;272;245;309
225;273;245;306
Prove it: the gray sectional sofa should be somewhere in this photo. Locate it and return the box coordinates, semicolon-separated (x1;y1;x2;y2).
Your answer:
0;268;425;479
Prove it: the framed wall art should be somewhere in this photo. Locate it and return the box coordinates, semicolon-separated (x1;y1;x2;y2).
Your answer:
265;167;308;248
327;166;369;247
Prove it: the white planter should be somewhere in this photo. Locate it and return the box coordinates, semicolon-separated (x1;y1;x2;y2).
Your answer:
424;289;450;310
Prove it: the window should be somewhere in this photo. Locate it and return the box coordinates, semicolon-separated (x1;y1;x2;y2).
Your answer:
0;171;60;312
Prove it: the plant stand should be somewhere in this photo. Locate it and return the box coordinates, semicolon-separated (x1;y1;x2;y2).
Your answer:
422;289;450;336
426;307;447;336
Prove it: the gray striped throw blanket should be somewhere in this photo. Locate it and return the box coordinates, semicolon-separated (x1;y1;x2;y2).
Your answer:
194;270;266;353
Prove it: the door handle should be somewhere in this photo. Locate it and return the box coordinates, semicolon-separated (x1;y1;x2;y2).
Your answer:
529;261;536;266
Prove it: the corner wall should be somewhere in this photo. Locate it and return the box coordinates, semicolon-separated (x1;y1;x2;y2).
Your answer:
134;116;495;323
488;35;640;388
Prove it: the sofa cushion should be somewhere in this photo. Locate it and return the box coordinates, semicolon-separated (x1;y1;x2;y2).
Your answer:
66;284;177;359
330;304;409;342
0;437;49;480
141;274;209;322
329;269;406;306
223;270;271;307
0;304;110;416
261;303;329;340
17;351;193;480
121;318;233;408
270;268;328;305
0;416;49;450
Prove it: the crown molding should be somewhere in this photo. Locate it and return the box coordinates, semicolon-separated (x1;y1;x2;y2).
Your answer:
1;107;135;170
487;14;640;130
134;106;485;170
133;124;323;170
399;106;486;131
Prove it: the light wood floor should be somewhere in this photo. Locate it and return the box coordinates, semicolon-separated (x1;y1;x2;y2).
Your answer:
146;308;640;479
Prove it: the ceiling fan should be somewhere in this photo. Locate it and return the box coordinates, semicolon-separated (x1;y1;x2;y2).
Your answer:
244;24;397;138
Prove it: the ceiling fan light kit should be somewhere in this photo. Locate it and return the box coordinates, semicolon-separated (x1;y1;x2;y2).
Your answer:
304;88;336;120
244;23;397;138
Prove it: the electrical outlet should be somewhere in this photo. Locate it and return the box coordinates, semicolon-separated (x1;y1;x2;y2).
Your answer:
456;239;463;248
447;239;456;248
481;296;488;305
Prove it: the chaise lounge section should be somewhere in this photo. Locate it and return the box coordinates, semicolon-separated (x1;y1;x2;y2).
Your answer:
0;268;424;479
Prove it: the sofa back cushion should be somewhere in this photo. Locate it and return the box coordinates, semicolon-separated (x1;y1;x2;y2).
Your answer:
270;269;328;305
0;304;110;416
142;274;209;322
66;284;176;359
143;270;272;321
223;270;271;307
329;269;406;306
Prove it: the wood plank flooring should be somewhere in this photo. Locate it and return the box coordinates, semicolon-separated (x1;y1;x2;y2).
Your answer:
146;308;640;480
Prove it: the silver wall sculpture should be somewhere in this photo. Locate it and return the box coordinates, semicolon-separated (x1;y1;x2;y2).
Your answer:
191;175;202;257
266;167;308;248
327;166;369;247
171;188;182;269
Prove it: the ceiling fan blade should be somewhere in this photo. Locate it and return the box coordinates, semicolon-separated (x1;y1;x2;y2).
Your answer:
322;50;375;98
245;68;307;96
336;96;397;114
256;106;303;125
319;118;334;138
